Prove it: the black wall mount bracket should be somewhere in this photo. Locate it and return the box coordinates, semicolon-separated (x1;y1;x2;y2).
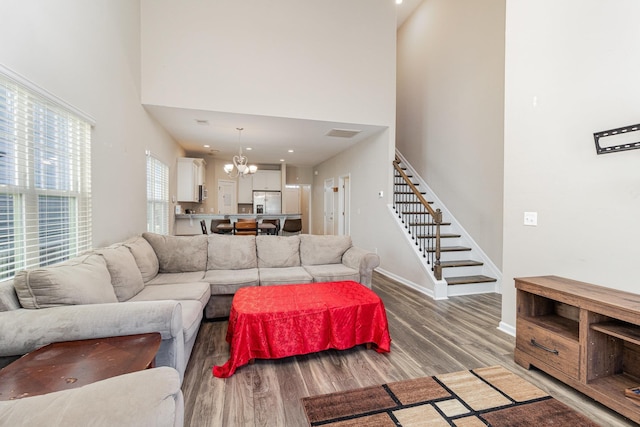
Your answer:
593;123;640;155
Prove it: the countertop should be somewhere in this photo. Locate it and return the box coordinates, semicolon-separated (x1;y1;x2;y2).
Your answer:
176;213;301;219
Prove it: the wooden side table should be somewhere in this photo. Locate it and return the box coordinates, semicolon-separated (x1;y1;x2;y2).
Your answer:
0;333;161;400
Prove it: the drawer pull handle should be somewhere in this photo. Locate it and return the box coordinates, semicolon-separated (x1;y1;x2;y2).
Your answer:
530;338;559;355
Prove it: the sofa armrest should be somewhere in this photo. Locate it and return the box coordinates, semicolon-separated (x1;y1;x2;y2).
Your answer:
0;300;182;357
0;367;184;427
342;246;380;288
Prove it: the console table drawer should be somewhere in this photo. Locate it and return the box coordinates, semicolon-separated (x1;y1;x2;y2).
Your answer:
516;319;580;379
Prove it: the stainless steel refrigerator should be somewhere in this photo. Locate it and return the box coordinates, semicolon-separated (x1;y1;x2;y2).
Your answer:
253;191;282;214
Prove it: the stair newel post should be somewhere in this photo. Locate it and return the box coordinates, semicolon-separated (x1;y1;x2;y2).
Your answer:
434;208;442;280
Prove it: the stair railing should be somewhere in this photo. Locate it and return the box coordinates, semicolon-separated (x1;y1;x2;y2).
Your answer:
393;157;443;280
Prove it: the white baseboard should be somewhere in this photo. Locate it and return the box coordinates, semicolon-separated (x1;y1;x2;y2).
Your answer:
375;268;439;300
498;321;515;337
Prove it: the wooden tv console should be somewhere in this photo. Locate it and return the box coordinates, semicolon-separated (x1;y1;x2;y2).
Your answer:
515;275;640;423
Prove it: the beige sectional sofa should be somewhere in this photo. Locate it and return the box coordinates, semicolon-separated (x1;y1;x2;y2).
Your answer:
0;232;379;426
0;232;379;380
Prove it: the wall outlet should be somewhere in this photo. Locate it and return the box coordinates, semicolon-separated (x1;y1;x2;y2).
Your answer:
524;212;538;226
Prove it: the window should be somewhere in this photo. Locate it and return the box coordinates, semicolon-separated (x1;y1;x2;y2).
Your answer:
146;151;169;235
0;66;93;280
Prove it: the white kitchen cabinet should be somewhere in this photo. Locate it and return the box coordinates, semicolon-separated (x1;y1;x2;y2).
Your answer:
238;175;253;203
177;157;206;202
252;170;281;191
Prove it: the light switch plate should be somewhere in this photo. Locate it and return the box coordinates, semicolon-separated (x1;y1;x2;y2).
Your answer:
524;212;538;226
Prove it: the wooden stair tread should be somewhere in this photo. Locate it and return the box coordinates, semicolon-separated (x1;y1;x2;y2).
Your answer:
399;211;436;214
416;233;461;239
396;202;434;206
446;275;497;285
440;260;484;268
426;246;471;252
409;222;451;227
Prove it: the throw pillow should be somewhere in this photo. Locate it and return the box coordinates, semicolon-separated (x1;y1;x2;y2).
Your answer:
123;236;159;282
13;254;117;309
96;244;145;301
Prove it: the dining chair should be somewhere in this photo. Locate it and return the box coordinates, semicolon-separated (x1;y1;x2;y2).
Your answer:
237;218;257;222
234;221;258;236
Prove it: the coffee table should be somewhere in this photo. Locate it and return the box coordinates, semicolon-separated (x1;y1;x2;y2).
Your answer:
213;281;391;378
0;332;161;400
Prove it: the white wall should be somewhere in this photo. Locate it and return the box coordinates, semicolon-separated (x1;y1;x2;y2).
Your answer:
140;0;396;126
142;0;407;286
502;0;640;329
0;0;183;247
396;0;506;268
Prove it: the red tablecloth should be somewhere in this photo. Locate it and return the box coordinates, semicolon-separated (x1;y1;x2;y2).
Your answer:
213;281;391;378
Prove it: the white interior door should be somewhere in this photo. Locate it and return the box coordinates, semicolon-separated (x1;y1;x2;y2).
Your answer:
338;175;350;235
217;179;237;214
324;178;334;235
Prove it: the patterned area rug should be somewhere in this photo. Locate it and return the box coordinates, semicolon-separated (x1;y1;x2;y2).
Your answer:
301;365;601;426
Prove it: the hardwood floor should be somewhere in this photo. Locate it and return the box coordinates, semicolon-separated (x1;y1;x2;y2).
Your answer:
182;273;637;426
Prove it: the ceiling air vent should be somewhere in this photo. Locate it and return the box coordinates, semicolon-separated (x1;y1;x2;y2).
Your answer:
326;128;362;138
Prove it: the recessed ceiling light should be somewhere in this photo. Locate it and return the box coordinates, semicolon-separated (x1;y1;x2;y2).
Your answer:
246;147;253;151
396;0;403;4
203;144;210;148
288;149;294;153
195;119;209;125
280;159;285;162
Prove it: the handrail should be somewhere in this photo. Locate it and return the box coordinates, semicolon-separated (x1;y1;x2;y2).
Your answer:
392;157;443;280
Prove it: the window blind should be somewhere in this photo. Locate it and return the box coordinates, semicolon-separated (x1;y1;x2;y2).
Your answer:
146;151;169;235
0;68;92;280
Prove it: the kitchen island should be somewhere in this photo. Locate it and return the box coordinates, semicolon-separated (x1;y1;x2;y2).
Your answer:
175;213;302;236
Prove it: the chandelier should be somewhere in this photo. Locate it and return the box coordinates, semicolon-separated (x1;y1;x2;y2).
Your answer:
224;127;257;178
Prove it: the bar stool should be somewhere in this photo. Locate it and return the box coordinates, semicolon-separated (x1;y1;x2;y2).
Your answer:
261;219;280;235
282;218;302;235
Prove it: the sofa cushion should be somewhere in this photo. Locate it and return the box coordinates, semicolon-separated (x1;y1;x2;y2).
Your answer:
127;282;210;307
203;269;259;294
146;271;206;285
300;234;352;266
13;254;117;309
143;233;208;273
256;235;301;268
0;281;20;312
96;244;145;301
258;267;312;286
124;236;159;282
303;264;360;283
207;235;257;270
179;300;204;346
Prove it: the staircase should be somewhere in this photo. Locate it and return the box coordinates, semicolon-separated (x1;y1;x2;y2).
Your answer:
392;154;498;298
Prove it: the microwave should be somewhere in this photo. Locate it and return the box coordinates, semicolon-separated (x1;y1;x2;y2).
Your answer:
198;185;207;202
